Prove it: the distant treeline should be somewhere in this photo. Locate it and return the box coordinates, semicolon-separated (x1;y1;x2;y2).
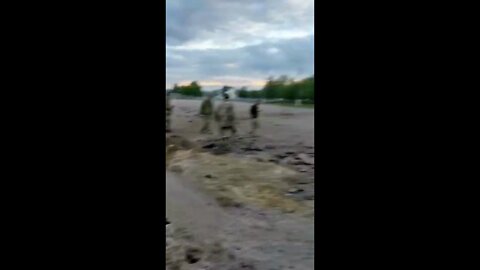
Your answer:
168;75;314;102
237;75;314;101
170;81;202;97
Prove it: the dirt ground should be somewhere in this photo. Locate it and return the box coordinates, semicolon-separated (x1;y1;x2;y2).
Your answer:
166;99;315;270
170;99;314;148
170;99;315;183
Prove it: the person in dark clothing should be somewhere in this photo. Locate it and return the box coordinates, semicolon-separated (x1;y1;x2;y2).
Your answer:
249;100;261;135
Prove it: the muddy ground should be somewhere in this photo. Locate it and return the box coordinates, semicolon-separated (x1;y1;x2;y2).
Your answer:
166;100;315;270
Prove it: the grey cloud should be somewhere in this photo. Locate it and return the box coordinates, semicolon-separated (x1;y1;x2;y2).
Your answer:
166;0;314;88
166;35;314;86
166;0;313;46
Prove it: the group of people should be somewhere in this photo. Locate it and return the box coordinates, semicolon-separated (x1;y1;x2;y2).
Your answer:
166;92;260;138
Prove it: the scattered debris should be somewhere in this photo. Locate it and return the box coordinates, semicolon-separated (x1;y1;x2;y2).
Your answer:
287;188;304;194
185;247;202;264
297;153;314;165
203;143;216;149
242;146;263;151
298;167;309;173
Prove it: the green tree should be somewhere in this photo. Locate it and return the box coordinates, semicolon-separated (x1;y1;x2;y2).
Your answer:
259;75;314;103
263;77;277;99
236;86;248;98
172;81;203;97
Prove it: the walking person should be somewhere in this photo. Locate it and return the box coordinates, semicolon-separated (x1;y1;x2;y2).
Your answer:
214;93;236;138
249;100;261;136
199;95;214;134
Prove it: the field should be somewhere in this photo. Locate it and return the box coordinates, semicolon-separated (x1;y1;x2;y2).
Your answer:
166;99;315;269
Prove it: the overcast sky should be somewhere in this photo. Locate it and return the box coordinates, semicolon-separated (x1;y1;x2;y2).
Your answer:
166;0;314;91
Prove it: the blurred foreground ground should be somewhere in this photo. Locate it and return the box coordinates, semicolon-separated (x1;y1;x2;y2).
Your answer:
166;100;315;270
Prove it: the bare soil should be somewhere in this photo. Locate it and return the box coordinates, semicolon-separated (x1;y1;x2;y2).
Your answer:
166;100;315;270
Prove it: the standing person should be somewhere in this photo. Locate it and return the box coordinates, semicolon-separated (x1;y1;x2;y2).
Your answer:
199;95;214;134
249;100;261;135
166;92;174;132
214;93;236;138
